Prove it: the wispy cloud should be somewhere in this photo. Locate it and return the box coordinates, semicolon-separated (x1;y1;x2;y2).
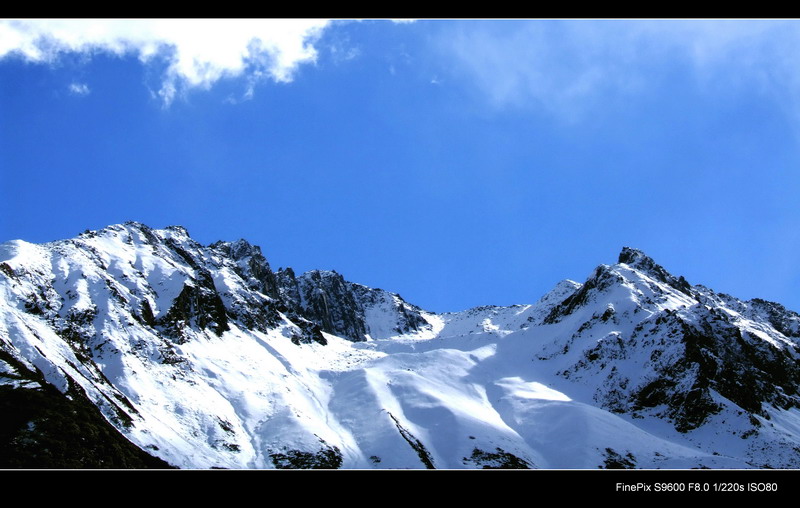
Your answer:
0;19;333;104
437;20;800;121
68;82;90;95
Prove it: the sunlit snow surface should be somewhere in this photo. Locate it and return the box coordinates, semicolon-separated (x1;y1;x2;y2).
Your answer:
1;224;799;469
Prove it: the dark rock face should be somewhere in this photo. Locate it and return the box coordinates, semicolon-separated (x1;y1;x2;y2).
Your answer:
463;447;532;469
627;308;800;431
275;267;300;309
749;298;800;339
298;271;369;342
269;442;343;469
621;311;727;432
670;304;800;427
157;278;229;339
0;350;172;469
601;448;637;469
274;269;430;342
276;269;368;342
212;240;279;299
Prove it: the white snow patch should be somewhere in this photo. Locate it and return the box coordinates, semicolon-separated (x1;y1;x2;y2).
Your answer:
495;377;571;401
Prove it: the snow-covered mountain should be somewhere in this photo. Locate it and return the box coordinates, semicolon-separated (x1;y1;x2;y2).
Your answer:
2;222;799;469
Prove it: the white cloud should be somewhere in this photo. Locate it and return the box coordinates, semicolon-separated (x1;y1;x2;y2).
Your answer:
0;19;333;104
437;20;800;121
68;82;90;95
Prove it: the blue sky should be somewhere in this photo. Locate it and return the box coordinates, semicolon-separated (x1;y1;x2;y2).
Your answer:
1;19;799;313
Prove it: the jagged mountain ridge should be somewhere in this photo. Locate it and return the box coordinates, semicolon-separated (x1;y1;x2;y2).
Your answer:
1;222;799;468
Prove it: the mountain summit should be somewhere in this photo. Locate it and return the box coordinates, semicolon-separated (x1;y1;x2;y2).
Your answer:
618;246;693;295
1;223;799;469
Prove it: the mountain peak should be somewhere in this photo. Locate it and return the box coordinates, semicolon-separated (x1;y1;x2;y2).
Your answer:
212;238;263;259
163;225;190;236
618;246;650;266
618;246;669;277
122;220;150;230
617;246;692;295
